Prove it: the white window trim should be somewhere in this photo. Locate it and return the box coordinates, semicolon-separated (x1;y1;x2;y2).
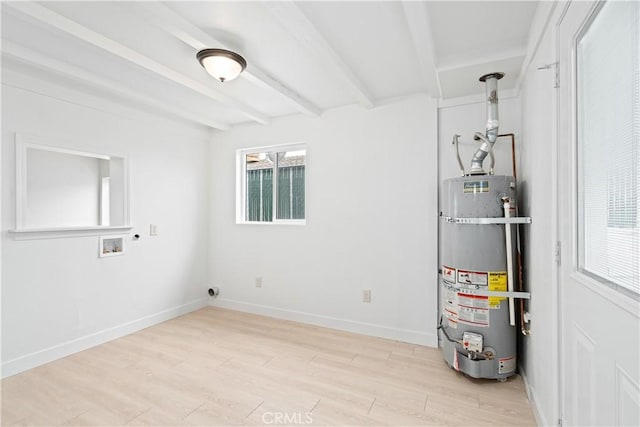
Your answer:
574;1;639;298
236;142;306;225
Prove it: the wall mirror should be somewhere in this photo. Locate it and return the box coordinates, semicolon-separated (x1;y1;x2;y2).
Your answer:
14;134;131;234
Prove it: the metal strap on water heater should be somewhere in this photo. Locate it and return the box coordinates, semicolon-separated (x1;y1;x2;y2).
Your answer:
442;216;532;225
452;287;531;300
442;281;531;300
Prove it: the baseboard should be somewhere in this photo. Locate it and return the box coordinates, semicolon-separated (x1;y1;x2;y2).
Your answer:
1;298;208;378
211;298;438;347
520;368;549;427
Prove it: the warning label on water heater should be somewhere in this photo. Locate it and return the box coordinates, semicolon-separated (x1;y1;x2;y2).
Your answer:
463;181;489;193
457;269;488;288
488;271;508;309
498;356;516;374
443;286;458;327
443;272;498;328
458;293;489;309
442;265;456;283
457;303;490;327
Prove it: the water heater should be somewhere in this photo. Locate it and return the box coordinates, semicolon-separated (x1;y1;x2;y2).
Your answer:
439;73;531;381
441;175;518;380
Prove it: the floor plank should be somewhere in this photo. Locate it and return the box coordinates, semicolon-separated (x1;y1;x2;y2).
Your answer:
1;307;536;426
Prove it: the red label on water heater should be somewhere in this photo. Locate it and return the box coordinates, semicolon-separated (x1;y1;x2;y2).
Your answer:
442;265;456;283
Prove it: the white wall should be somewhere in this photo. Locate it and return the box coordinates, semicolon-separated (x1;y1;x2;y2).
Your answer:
517;2;562;426
1;69;211;377
209;95;439;346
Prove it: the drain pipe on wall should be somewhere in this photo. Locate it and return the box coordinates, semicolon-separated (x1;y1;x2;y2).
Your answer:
502;196;516;327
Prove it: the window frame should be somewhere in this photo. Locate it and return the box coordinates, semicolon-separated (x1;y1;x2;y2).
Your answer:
574;0;639;298
236;143;307;226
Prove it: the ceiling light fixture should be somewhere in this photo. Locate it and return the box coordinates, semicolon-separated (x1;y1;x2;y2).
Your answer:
196;48;247;83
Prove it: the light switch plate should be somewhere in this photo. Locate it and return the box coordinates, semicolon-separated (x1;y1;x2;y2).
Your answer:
150;224;159;236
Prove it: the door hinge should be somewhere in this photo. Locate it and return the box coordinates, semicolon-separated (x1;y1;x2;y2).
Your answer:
537;62;559;88
554;241;561;266
558;418;563;427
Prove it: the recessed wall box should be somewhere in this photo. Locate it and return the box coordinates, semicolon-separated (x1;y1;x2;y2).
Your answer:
99;235;125;258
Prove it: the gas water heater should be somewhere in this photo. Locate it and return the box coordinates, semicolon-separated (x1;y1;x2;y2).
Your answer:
439;73;531;381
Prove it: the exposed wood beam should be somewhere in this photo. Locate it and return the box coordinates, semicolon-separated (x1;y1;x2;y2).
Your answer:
1;41;231;131
3;2;269;125
401;2;442;99
242;67;321;115
262;1;375;108
132;2;322;117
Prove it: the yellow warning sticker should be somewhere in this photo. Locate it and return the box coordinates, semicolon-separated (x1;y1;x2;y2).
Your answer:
488;272;507;309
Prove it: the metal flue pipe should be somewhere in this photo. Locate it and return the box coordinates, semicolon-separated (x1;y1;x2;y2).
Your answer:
470;72;504;175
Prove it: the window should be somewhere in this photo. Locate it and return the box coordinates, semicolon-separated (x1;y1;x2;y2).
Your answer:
237;144;306;224
577;0;639;296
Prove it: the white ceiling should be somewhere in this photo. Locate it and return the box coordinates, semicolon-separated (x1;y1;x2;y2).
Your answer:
1;1;539;131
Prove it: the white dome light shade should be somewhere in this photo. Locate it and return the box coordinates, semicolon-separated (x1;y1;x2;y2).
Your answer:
197;49;247;83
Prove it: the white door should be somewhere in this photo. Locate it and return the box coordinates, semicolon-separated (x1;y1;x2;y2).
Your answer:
557;1;640;426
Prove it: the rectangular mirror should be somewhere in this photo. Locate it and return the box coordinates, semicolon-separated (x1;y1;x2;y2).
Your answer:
14;134;130;233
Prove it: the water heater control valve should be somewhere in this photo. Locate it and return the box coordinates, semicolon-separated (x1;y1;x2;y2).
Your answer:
462;332;484;353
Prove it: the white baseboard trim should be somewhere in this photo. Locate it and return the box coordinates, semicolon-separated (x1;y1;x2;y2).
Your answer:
211;298;438;347
1;298;208;379
521;368;549;427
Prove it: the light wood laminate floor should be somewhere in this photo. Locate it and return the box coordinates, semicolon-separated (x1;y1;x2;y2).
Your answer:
1;307;536;426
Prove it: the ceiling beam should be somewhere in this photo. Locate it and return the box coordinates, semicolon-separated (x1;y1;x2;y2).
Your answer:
262;1;375;109
3;2;269;125
132;2;322;117
401;2;442;99
1;41;231;131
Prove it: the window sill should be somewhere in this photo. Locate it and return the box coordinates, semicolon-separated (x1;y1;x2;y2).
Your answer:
9;225;132;240
236;220;306;226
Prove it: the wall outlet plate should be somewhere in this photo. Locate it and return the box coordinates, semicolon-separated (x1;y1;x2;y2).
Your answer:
362;289;371;303
255;277;262;288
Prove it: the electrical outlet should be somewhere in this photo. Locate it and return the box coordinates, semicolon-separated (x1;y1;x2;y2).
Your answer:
149;224;159;236
255;277;262;288
362;289;371;303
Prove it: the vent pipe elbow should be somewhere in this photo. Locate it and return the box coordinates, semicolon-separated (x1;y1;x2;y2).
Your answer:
470;72;504;175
